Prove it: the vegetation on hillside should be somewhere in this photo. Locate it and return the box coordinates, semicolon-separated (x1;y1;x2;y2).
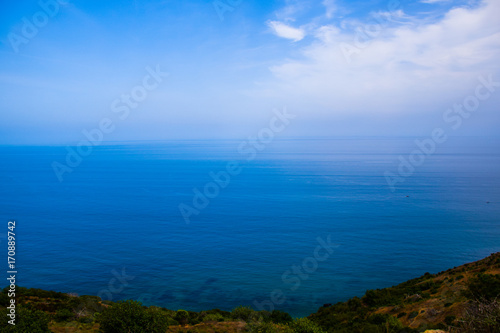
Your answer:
308;252;500;332
1;253;499;332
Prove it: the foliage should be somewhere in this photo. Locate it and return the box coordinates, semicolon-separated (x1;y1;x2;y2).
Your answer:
0;307;51;332
54;308;75;322
202;312;225;322
269;310;293;324
231;306;255;321
308;299;418;333
2;286;69;300
0;292;9;307
464;274;500;300
289;318;327;333
175;309;190;325
98;300;170;333
1;253;499;333
362;279;439;308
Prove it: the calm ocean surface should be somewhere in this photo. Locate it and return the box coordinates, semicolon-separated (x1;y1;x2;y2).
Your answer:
1;138;499;317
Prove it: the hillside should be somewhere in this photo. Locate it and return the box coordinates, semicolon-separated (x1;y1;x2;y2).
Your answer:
1;252;499;332
309;252;500;332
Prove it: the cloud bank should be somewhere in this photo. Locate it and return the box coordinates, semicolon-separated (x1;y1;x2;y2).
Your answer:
263;0;500;120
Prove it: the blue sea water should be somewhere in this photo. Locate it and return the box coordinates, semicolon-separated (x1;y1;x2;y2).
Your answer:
1;137;499;317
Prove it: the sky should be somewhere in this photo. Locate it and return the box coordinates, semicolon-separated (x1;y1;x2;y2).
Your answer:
0;0;499;144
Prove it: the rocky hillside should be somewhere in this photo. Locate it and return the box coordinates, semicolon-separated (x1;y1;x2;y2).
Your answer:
309;252;500;332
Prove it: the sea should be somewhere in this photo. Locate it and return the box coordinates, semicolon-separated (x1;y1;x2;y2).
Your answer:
1;137;499;317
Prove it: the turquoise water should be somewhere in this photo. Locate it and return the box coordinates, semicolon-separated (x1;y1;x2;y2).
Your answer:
1;138;499;317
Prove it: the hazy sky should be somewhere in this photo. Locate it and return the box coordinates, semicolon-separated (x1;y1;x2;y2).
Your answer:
1;0;499;144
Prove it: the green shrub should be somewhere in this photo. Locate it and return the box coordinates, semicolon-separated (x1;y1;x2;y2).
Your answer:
79;316;94;323
231;306;255;321
420;292;431;300
54;308;75;322
15;287;69;300
289;318;326;333
175;309;190;325
1;307;51;332
368;313;388;325
270;310;293;324
385;315;405;330
363;289;393;307
205;308;230;317
0;292;9;307
69;295;104;315
98;300;169;333
465;274;500;300
203;313;224;322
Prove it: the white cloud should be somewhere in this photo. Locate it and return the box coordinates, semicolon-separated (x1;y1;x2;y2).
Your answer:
314;25;341;43
267;21;306;42
261;0;500;118
274;0;308;21
322;0;336;19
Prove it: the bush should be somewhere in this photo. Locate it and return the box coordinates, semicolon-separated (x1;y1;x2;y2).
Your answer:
79;316;95;323
465;274;500;300
54;308;75;322
368;313;389;325
270;310;293;324
363;289;394;307
231;306;255;321
69;295;105;316
1;307;51;332
367;313;404;331
0;292;9;307
98;300;169;333
385;315;405;331
175;309;190;325
203;313;224;322
14;287;69;300
289;318;326;333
